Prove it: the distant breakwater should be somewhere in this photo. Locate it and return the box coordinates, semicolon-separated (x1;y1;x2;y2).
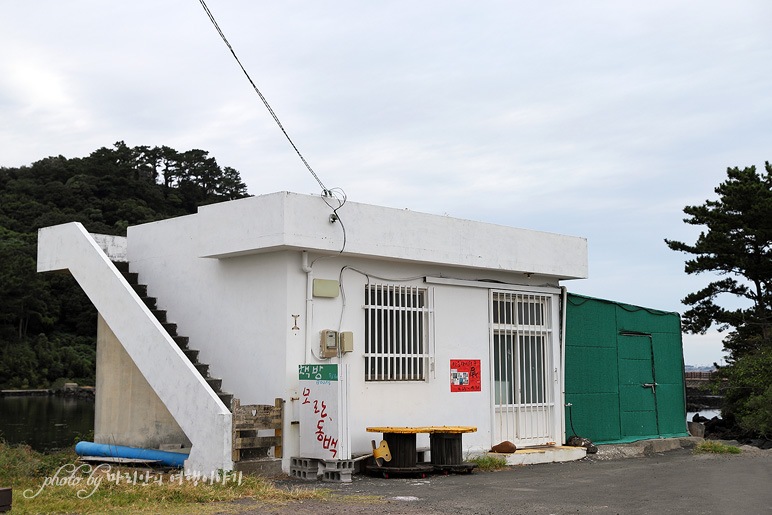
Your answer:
0;385;95;400
684;371;723;412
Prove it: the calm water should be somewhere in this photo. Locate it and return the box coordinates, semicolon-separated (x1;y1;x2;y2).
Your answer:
687;409;721;421
0;395;94;451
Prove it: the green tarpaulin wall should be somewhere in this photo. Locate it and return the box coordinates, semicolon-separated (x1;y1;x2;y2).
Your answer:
565;293;688;444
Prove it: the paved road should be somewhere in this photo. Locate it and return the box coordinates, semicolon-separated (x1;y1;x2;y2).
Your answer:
232;448;772;515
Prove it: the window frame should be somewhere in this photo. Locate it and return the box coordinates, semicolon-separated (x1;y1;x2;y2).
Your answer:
363;283;434;382
491;292;552;407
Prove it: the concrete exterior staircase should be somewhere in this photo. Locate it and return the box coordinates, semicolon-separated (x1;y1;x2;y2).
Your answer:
37;222;233;474
112;261;234;409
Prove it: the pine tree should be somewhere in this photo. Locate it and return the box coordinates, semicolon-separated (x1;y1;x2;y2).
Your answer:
667;162;772;436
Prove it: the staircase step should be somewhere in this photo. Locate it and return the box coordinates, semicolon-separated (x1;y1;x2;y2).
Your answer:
206;378;222;391
113;261;130;274
218;392;233;409
113;259;235;414
132;283;148;297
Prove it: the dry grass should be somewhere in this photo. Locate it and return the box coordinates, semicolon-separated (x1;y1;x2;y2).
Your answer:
0;440;326;515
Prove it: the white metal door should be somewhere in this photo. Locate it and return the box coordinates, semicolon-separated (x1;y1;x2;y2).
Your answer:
490;291;558;447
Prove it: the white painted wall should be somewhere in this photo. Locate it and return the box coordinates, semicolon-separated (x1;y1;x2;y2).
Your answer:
90;234;127;262
127;216;291;407
119;192;587;469
197;192;588;280
298;254;563;457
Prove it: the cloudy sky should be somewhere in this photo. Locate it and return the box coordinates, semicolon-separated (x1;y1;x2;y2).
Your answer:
3;1;771;365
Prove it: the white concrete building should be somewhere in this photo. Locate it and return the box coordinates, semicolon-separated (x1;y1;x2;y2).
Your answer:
38;191;588;474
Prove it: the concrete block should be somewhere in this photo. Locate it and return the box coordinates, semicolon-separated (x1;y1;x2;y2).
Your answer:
644;439;682;455
290;457;321;480
289;468;319;481
678;437;703;449
320;459;355;472
687;422;705;438
290;457;319;470
595;443;646;460
322;470;352;483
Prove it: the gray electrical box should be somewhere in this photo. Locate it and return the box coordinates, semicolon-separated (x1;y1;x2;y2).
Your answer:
340;332;354;353
320;329;338;358
313;279;340;298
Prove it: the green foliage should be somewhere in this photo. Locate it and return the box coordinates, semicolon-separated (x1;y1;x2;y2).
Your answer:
667;162;772;437
0;142;249;389
716;347;772;437
693;441;742;454
467;454;508;471
0;439;76;485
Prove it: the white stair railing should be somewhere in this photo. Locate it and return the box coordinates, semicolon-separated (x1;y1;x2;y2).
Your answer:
38;222;232;474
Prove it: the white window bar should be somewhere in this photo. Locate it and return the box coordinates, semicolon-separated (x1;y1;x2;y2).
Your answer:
364;284;432;381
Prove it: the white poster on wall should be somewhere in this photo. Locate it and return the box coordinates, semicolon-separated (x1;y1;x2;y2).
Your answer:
298;364;350;460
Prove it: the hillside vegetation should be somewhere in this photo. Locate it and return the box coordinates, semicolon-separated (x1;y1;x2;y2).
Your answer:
0;142;249;389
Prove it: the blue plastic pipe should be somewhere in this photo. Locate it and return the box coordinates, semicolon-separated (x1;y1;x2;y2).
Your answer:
75;441;189;468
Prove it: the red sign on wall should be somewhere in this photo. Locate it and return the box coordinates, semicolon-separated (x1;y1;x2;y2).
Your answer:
450;359;481;392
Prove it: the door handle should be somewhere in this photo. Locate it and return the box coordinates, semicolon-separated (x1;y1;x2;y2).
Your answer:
642;382;658;392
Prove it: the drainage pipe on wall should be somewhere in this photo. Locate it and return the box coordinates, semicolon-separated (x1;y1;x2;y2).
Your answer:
301;251;314;363
75;441;188;468
560;286;568;443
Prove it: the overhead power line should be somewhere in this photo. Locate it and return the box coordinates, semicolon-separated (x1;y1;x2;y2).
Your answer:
197;0;328;194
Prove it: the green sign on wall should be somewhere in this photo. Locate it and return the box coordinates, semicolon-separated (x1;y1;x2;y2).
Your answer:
299;364;338;381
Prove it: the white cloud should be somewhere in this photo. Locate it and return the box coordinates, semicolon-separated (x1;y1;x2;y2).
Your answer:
2;0;771;366
682;332;727;367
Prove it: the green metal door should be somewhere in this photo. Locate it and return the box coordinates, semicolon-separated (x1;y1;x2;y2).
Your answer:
617;333;658;437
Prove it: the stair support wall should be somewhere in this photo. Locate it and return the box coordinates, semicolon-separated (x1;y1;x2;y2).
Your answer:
37;222;232;474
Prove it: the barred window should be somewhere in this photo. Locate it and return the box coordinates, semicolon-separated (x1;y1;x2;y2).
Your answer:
491;293;551;405
364;284;433;381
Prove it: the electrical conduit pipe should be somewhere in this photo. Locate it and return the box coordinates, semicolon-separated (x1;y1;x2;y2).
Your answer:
302;251;315;363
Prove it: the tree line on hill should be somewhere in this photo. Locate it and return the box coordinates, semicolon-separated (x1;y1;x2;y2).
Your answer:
0;141;249;389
